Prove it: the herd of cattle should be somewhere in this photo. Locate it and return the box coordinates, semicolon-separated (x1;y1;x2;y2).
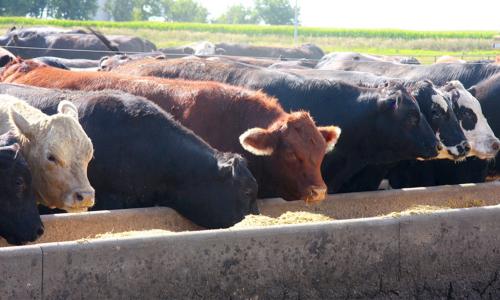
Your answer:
0;26;499;246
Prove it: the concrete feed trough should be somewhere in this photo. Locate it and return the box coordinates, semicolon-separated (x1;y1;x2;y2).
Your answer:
1;182;500;299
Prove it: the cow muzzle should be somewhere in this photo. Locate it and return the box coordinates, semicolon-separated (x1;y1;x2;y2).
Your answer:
63;189;95;212
469;137;500;159
436;140;470;160
303;186;327;204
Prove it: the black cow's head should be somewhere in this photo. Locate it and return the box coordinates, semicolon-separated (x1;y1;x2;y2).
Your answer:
173;153;258;229
0;133;43;245
410;80;469;160
373;81;440;163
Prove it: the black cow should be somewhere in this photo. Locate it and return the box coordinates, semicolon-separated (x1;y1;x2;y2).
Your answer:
6;27;157;53
268;59;317;69
284;69;468;157
0;84;258;228
6;26;87;36
34;56;100;69
278;69;471;191
0;132;44;245
107;58;440;193
214;42;325;59
98;52;165;71
316;57;500;88
0;30;156;60
284;68;500;183
0;33;117;59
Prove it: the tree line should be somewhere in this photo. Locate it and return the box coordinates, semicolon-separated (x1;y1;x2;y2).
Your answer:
0;0;299;25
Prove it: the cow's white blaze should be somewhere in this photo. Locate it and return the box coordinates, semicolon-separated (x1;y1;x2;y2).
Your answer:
432;90;461;160
431;89;448;112
446;81;499;159
434;131;459;160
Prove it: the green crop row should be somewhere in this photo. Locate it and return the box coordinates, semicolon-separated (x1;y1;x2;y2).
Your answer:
0;17;497;40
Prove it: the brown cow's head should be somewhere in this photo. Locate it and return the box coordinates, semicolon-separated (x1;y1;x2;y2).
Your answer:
7;97;95;212
239;111;340;203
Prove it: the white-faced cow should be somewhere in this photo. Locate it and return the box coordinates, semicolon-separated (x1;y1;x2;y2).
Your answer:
0;95;95;212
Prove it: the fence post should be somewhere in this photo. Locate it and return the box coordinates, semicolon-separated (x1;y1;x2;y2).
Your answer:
293;0;299;45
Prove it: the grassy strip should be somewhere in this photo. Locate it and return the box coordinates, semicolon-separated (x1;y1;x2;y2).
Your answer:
0;17;497;40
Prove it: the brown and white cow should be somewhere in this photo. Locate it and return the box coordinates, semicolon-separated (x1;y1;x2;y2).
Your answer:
0;94;95;212
1;59;341;203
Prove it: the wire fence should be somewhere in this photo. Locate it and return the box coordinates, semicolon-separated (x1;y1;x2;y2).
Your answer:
0;44;498;66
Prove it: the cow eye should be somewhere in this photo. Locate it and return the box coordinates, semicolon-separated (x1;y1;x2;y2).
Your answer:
464;111;473;119
407;112;420;127
15;177;24;187
431;108;443;119
47;154;57;163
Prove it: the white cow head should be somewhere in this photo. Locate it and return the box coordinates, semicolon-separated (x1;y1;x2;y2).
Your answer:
1;95;95;212
441;81;500;159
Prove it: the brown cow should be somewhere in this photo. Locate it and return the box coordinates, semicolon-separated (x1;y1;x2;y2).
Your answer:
1;59;341;203
0;94;95;212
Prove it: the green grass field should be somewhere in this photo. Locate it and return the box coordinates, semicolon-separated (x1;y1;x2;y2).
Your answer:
1;17;498;64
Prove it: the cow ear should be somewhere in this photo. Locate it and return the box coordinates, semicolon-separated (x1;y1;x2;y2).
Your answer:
9;106;35;139
318;126;341;153
57;100;78;120
239;128;277;156
468;86;477;97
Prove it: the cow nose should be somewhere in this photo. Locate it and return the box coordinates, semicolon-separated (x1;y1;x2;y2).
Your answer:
455;141;470;156
492;140;500;152
463;141;471;153
73;190;95;206
305;186;327;203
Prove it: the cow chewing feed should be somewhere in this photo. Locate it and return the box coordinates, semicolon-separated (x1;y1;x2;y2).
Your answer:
0;94;95;212
0;84;259;228
0;59;340;203
0;131;44;245
442;81;500;159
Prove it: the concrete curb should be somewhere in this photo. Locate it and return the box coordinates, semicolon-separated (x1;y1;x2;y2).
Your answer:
2;182;500;298
1;204;500;299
